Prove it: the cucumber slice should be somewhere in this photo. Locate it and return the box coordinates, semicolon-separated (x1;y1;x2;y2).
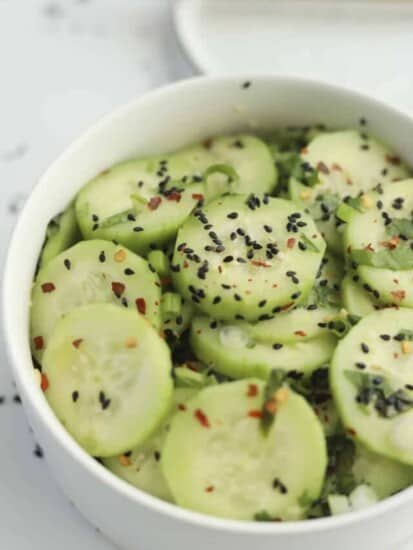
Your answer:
289;130;409;253
103;388;197;502
190;316;337;380
341;275;378;317
75;135;276;254
162;379;326;521
42;304;173;457
39;203;81;269
331;308;413;465
353;443;413;499
30;240;161;362
344;179;413;307
172;194;326;322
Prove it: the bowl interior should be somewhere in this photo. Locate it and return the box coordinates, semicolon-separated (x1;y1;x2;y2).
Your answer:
4;75;413;534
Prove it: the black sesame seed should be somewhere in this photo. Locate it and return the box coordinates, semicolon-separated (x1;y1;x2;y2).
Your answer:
124;268;135;276
234;293;242;301
242;81;251;89
13;394;21;404
355;362;366;370
307;304;318;311
223;256;234;263
258;300;267;308
64;258;71;270
361;342;370;353
227;212;239;219
72;390;79;402
92;223;99;231
154;451;161;461
210;320;218;329
272;343;283;350
92;214;99;222
133;226;144;232
213;296;221;305
263;225;272;233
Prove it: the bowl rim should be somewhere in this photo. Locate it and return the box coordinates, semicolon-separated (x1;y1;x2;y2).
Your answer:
4;73;413;535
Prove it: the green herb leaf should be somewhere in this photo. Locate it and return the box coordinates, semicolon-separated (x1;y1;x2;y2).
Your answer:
308;192;341;222
299;233;320;252
254;511;277;522
350;247;413;270
386;218;413;239
260;369;287;434
345;369;413;418
344;196;365;212
327;313;361;338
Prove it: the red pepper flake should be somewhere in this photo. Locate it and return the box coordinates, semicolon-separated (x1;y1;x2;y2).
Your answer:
148;196;162;210
364;243;375;252
205;485;215;493
218;265;222;273
281;302;294;312
167;191;182;202
346;427;357;437
100;168;111;176
136;297;146;314
202;138;213;149
178;403;187;411
161;276;172;287
251;260;271;268
316;161;330;175
332;163;342;171
33;336;44;350
194;408;210;428
247;384;258;397
183;261;189;269
112;282;125;297
393;278;400;284
192;193;204;201
294;330;307;337
72;339;83;349
41;282;55;293
381;236;399;250
248;409;262;419
346;178;353;186
287;238;296;249
41;373;49;392
301;147;309;154
391;290;406;302
386;154;401;166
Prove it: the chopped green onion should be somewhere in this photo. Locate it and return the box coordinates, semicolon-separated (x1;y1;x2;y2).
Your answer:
148;250;170;277
161;292;182;318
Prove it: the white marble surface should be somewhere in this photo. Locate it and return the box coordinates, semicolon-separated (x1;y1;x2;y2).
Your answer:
0;1;411;549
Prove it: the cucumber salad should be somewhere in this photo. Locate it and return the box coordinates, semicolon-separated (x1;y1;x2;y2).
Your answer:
30;125;413;522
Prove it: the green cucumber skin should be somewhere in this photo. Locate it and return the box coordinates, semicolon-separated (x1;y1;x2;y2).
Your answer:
190;316;337;380
30;240;161;363
162;379;326;521
75;135;277;254
43;304;173;457
39;204;81;269
331;308;413;465
173;194;325;323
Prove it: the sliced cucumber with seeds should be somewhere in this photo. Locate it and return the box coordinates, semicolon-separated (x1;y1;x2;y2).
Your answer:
331;308;413;465
190;316;337;380
31;240;161;362
42;304;173;457
162;379;326;521
344;179;413;307
289;130;409;253
172;194;325;322
341;275;378;317
103;388;197;502
38;203;81;269
75;135;276;254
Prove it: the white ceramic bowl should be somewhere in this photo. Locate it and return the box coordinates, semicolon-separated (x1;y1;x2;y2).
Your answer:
4;76;413;550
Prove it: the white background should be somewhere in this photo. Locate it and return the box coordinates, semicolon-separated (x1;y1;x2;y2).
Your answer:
0;1;411;548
